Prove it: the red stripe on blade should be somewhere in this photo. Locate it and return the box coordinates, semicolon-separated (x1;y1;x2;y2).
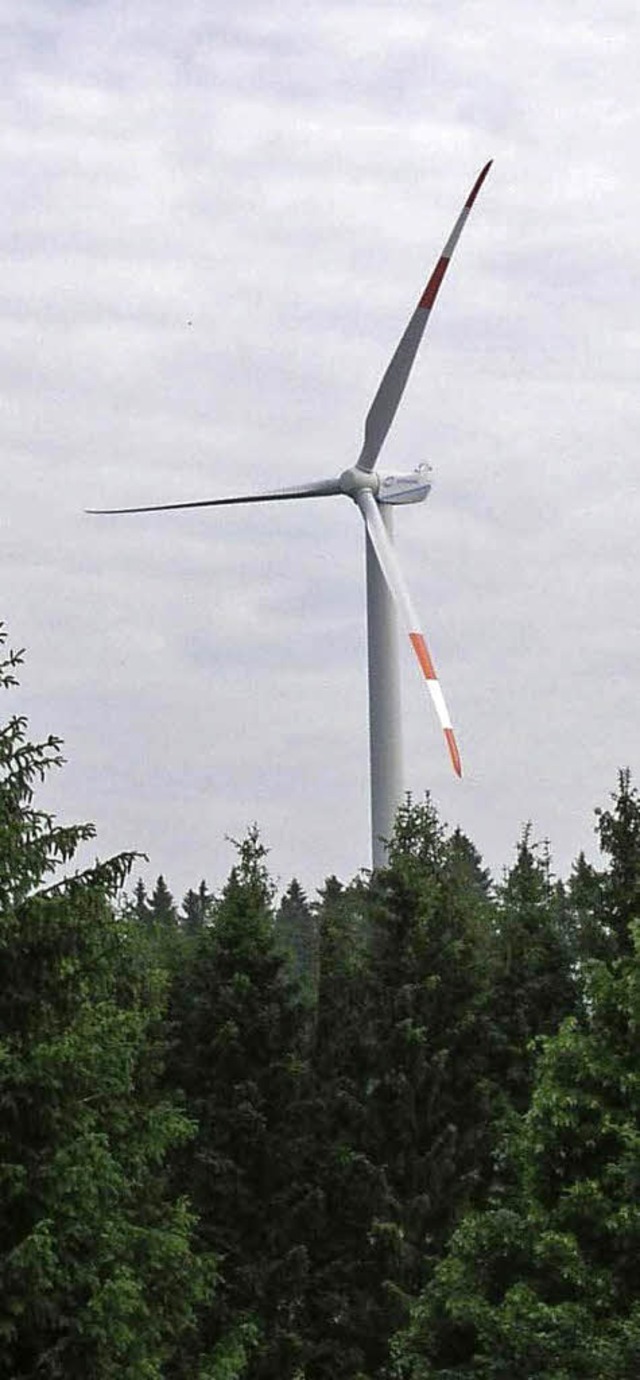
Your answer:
409;632;436;680
418;256;449;310
444;728;462;777
466;160;493;208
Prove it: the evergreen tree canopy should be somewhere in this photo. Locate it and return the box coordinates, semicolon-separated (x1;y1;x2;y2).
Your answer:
392;932;640;1378
392;774;640;1380
275;878;317;992
167;828;312;1378
149;873;179;927
182;881;212;935
490;828;579;1113
6;620;640;1380
0;629;210;1379
594;768;640;958
293;799;497;1379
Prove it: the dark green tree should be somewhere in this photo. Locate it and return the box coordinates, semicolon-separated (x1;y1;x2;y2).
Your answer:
298;870;384;1378
275;878;318;993
293;801;497;1379
133;875;152;925
167;828;312;1378
0;628;210;1378
391;928;640;1379
182;881;212;936
490;828;578;1113
363;804;495;1338
149;873;178;928
593;768;640;958
392;775;640;1380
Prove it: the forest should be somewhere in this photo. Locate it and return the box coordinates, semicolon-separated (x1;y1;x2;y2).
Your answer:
2;620;640;1380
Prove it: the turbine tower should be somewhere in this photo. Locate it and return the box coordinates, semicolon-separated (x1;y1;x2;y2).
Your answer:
90;162;492;869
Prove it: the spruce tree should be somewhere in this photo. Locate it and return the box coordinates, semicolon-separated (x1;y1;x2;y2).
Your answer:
182;880;211;936
299;871;385;1378
593;768;640;957
296;801;497;1378
364;803;495;1324
149;873;179;927
275;878;318;993
133;875;151;925
392;927;640;1379
167;828;312;1378
392;775;640;1380
0;628;209;1378
490;828;578;1113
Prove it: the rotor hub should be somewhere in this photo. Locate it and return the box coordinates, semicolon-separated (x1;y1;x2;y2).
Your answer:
338;467;380;499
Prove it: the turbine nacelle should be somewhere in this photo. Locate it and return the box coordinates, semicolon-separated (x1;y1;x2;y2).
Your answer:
338;463;432;505
377;463;432;506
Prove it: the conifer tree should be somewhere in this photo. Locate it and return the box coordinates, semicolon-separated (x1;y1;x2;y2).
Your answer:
593;768;640;957
296;801;496;1378
490;828;578;1113
392;926;640;1379
365;801;495;1292
0;628;209;1378
275;878;317;992
392;774;640;1380
167;828;312;1378
299;871;385;1377
149;872;179;927
133;875;151;925
182;880;211;936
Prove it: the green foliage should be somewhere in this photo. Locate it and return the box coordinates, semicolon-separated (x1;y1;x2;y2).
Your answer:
490;828;579;1113
288;798;498;1378
275;879;318;994
391;776;640;1380
149;874;179;928
167;828;312;1378
6;622;640;1380
593;769;640;957
0;631;135;906
182;881;212;936
0;628;210;1378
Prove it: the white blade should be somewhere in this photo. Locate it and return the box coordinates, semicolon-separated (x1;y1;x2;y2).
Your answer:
356;161;492;473
87;477;342;515
356;488;462;777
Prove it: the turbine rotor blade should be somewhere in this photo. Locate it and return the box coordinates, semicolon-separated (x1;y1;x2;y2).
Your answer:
87;477;342;515
356;489;462;777
356;160;492;473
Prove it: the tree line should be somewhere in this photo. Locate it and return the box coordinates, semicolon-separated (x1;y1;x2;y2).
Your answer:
2;624;640;1378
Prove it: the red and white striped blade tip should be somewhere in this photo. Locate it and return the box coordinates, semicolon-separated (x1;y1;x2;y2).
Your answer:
407;632;463;779
418;160;493;312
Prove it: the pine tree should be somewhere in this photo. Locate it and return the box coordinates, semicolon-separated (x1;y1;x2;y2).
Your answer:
392;775;640;1380
299;870;384;1378
392;927;640;1379
167;828;312;1378
275;878;318;993
490;828;578;1113
133;875;151;925
149;872;178;927
593;768;640;957
364;803;495;1327
182;880;211;936
0;628;209;1378
294;801;497;1378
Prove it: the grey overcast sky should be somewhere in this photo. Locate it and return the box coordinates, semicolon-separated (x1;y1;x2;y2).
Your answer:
2;0;639;899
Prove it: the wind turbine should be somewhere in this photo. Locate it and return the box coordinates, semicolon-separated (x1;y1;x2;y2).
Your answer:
90;161;492;869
